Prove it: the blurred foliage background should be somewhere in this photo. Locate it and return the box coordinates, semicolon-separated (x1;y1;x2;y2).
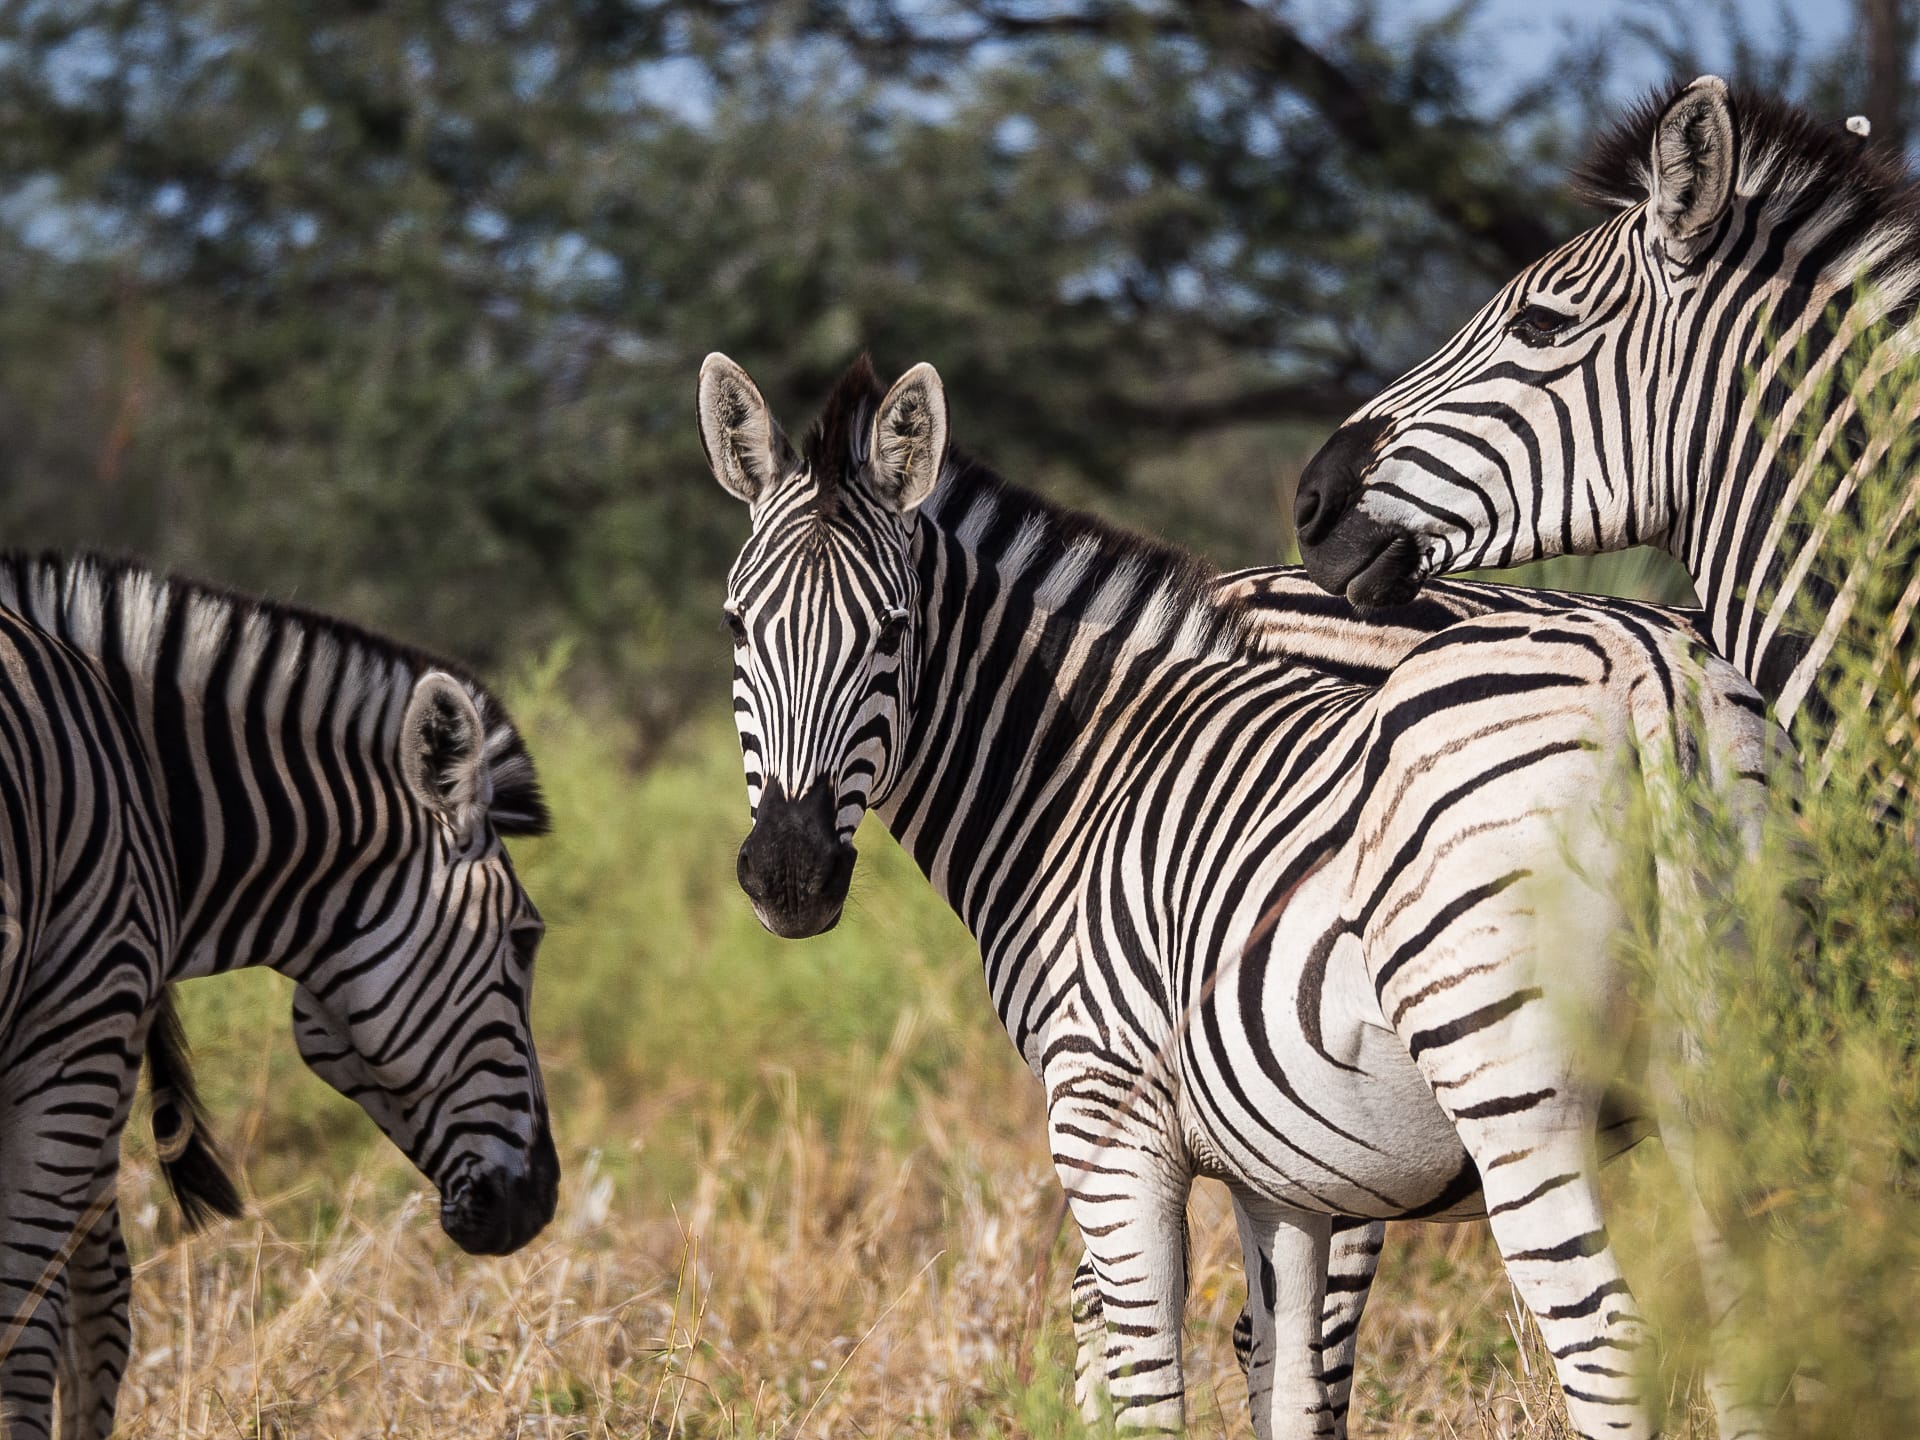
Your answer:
1;0;1905;750
5;3;1917;1433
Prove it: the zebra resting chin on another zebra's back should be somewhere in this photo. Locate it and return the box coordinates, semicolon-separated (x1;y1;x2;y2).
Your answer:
1293;75;1920;758
0;554;557;1440
699;352;1791;1440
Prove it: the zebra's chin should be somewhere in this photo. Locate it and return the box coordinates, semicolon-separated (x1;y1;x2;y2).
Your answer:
748;895;847;940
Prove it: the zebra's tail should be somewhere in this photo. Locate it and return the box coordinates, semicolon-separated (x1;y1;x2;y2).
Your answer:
146;988;245;1229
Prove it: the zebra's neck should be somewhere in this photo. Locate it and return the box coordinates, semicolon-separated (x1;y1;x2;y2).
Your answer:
874;468;1254;944
1663;176;1920;731
0;554;468;980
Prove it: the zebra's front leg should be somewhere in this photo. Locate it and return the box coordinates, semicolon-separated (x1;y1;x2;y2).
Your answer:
54;1197;130;1440
1231;1194;1334;1440
1051;1116;1189;1430
1230;1217;1379;1438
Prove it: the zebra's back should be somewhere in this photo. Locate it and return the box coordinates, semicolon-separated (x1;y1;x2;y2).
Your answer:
1218;565;1709;682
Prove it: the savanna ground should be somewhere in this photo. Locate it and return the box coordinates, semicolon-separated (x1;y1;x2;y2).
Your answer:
103;657;1761;1440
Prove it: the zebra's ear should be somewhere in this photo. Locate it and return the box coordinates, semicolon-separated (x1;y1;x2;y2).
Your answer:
868;362;949;514
698;353;795;504
400;672;494;824
1647;76;1736;256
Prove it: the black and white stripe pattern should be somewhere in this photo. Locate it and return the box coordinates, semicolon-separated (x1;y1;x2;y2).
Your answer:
0;554;558;1439
1212;566;1717;1428
0;606;179;1440
1293;76;1920;745
701;355;1784;1440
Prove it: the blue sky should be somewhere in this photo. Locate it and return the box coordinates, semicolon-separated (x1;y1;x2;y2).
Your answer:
1367;0;1860;106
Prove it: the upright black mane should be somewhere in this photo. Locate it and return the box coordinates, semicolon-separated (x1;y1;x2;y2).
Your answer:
0;550;550;836
928;457;1242;641
801;354;883;508
1575;79;1920;230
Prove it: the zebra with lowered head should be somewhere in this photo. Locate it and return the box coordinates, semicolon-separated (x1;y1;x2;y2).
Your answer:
1292;77;1920;749
700;353;1784;1439
0;554;557;1440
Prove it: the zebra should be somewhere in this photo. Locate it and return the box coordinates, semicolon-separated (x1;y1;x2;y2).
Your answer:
1291;76;1920;747
0;553;557;1440
1204;567;1717;1428
699;353;1785;1439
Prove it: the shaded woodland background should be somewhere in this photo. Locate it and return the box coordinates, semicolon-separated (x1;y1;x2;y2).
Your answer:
3;0;1912;748
8;5;1920;1435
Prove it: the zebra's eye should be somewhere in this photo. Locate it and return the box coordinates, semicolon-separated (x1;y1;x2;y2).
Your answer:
1509;303;1577;344
873;611;910;657
511;920;544;964
723;607;748;646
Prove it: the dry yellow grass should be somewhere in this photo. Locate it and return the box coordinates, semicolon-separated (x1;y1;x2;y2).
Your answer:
85;703;1738;1439
105;1020;1720;1440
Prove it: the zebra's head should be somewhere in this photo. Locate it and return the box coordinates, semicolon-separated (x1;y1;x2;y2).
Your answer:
699;353;948;939
1293;76;1899;606
291;671;558;1256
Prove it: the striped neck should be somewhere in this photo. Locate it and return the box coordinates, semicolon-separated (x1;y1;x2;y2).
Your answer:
0;554;539;980
875;465;1256;941
1670;219;1920;732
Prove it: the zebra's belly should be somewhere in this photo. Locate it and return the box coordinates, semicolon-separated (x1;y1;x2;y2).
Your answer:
1182;928;1487;1221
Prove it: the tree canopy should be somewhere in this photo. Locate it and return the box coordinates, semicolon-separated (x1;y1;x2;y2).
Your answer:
0;0;1900;742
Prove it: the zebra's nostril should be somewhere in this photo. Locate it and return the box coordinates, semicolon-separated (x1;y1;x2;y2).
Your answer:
1294;484;1325;538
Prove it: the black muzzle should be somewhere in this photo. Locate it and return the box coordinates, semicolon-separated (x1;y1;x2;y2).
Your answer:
1294;416;1423;610
439;1120;560;1256
736;776;856;938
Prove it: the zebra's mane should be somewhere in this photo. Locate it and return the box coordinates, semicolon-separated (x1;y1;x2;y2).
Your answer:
804;357;1255;664
924;462;1257;661
1576;81;1920;289
0;551;550;837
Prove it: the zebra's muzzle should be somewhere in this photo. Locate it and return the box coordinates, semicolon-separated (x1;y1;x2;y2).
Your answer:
1295;417;1425;611
737;776;857;939
439;1120;560;1256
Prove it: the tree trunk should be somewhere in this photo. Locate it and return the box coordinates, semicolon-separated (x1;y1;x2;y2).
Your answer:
1860;0;1913;160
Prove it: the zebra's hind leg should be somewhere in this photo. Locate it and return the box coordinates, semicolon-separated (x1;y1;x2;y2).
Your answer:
1459;1123;1654;1440
1652;1042;1772;1439
1318;1217;1381;1435
0;1196;74;1440
1070;1253;1106;1416
1229;1194;1335;1440
54;1197;129;1440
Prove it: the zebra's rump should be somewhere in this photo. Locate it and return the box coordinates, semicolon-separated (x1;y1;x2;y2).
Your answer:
0;606;175;1045
1080;607;1757;1227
